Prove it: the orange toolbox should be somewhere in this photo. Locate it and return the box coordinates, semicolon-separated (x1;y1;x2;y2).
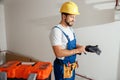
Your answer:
0;61;20;78
30;61;52;80
0;61;52;80
15;61;36;79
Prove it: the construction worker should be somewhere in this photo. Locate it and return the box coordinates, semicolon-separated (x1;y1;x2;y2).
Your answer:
49;1;86;80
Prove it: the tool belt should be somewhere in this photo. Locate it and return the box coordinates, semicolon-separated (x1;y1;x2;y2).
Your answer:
63;61;78;78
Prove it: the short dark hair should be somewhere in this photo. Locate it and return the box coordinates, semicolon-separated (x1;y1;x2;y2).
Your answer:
61;13;70;16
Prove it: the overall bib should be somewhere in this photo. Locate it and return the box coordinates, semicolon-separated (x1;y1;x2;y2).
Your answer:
54;26;76;80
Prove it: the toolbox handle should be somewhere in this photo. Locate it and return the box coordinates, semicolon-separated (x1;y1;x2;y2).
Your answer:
21;62;36;66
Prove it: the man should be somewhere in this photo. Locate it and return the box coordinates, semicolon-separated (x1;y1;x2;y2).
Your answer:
49;1;86;80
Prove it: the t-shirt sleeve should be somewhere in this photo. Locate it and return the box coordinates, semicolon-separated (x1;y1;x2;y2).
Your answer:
49;27;62;46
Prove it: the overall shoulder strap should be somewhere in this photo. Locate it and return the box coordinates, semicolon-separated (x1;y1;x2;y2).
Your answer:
69;28;76;39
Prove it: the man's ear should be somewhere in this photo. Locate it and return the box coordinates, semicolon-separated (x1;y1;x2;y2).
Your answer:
62;14;66;18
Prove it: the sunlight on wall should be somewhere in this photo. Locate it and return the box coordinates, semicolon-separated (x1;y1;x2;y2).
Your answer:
93;2;115;10
85;0;117;10
85;0;114;4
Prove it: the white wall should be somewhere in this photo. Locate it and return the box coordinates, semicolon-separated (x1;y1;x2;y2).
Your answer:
0;3;7;51
118;37;120;80
3;0;120;80
0;2;7;65
75;21;120;80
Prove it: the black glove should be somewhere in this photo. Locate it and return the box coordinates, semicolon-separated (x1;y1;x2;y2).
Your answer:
85;45;101;55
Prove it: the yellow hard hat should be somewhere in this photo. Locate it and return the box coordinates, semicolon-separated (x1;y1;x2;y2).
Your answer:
60;1;80;15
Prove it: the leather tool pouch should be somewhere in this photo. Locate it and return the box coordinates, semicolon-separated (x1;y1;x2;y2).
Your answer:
63;64;72;78
63;62;78;78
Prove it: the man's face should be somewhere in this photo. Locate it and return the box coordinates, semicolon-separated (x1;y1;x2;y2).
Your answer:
64;14;76;27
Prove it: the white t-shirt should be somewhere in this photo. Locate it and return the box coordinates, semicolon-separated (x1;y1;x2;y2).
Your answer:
49;24;75;59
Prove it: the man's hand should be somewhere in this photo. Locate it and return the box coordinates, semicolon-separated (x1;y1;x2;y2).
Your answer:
76;46;86;55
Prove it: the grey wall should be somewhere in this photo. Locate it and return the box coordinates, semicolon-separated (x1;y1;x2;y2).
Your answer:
4;0;115;61
3;0;120;80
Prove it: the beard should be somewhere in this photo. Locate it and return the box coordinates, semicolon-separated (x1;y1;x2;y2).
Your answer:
65;19;74;27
